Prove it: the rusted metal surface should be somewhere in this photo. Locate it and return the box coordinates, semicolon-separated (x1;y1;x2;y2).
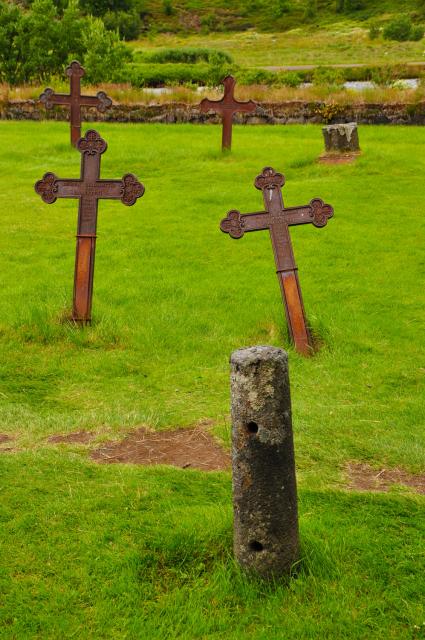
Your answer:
40;61;112;146
199;76;257;151
35;130;145;324
220;167;333;356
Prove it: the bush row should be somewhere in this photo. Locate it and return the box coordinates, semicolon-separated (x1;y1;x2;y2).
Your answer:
113;63;422;89
135;47;233;65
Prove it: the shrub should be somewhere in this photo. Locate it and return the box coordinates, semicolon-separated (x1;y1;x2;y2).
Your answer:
138;47;233;65
82;16;132;83
0;0;85;83
237;68;302;88
345;0;365;9
274;0;291;16
79;0;138;17
205;51;234;85
0;0;131;84
124;62;210;87
0;0;25;84
162;0;173;15
410;24;424;40
336;0;364;10
16;0;62;82
59;0;87;59
384;16;414;41
368;21;381;40
304;0;317;20
200;13;220;33
278;71;303;87
312;66;345;88
370;65;399;87
238;68;276;85
103;9;141;40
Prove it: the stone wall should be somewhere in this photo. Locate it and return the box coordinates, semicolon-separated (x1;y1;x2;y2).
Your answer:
2;99;425;125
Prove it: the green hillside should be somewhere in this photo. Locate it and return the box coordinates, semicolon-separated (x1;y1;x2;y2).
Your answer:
139;0;423;34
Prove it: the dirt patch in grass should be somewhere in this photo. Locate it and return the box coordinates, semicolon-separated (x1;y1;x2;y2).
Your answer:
48;430;95;444
347;462;425;494
90;426;231;471
0;434;14;453
0;433;14;452
318;153;360;165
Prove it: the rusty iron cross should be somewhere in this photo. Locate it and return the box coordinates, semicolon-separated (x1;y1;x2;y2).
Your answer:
220;167;333;356
40;61;112;147
200;76;256;151
35;130;145;324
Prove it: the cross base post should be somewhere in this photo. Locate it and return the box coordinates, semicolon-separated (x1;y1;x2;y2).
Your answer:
71;124;81;148
72;234;96;324
222;114;232;151
277;270;312;356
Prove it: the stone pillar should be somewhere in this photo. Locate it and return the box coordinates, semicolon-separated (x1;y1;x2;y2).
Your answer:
230;346;299;579
322;122;360;153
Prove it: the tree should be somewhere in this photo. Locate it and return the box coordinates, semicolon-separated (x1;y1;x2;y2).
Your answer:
16;0;61;82
82;16;131;83
0;1;24;84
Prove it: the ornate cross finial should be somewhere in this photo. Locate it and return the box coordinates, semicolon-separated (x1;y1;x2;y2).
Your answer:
254;167;285;191
77;129;107;155
66;60;85;78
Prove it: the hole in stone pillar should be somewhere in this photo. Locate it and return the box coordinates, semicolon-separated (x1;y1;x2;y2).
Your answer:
249;540;264;552
246;421;258;434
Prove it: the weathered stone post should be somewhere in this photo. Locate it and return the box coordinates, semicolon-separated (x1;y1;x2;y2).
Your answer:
230;346;299;579
322;122;360;153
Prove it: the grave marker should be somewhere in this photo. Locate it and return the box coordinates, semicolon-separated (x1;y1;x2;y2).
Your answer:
35;130;144;324
220;167;333;355
40;61;112;146
199;76;256;151
230;346;299;579
322;122;360;154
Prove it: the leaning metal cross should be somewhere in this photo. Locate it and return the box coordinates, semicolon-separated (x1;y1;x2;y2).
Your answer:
40;60;112;147
220;167;333;356
35;130;145;324
200;75;256;151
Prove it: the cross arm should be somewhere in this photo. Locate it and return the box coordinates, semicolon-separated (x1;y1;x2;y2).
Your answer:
200;97;219;113
35;173;81;203
220;210;269;239
35;173;144;206
93;174;145;205
233;99;256;114
285;199;334;228
120;174;145;205
40;88;70;108
79;91;113;112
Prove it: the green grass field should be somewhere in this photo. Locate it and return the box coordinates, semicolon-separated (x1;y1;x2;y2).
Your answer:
0;121;424;638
